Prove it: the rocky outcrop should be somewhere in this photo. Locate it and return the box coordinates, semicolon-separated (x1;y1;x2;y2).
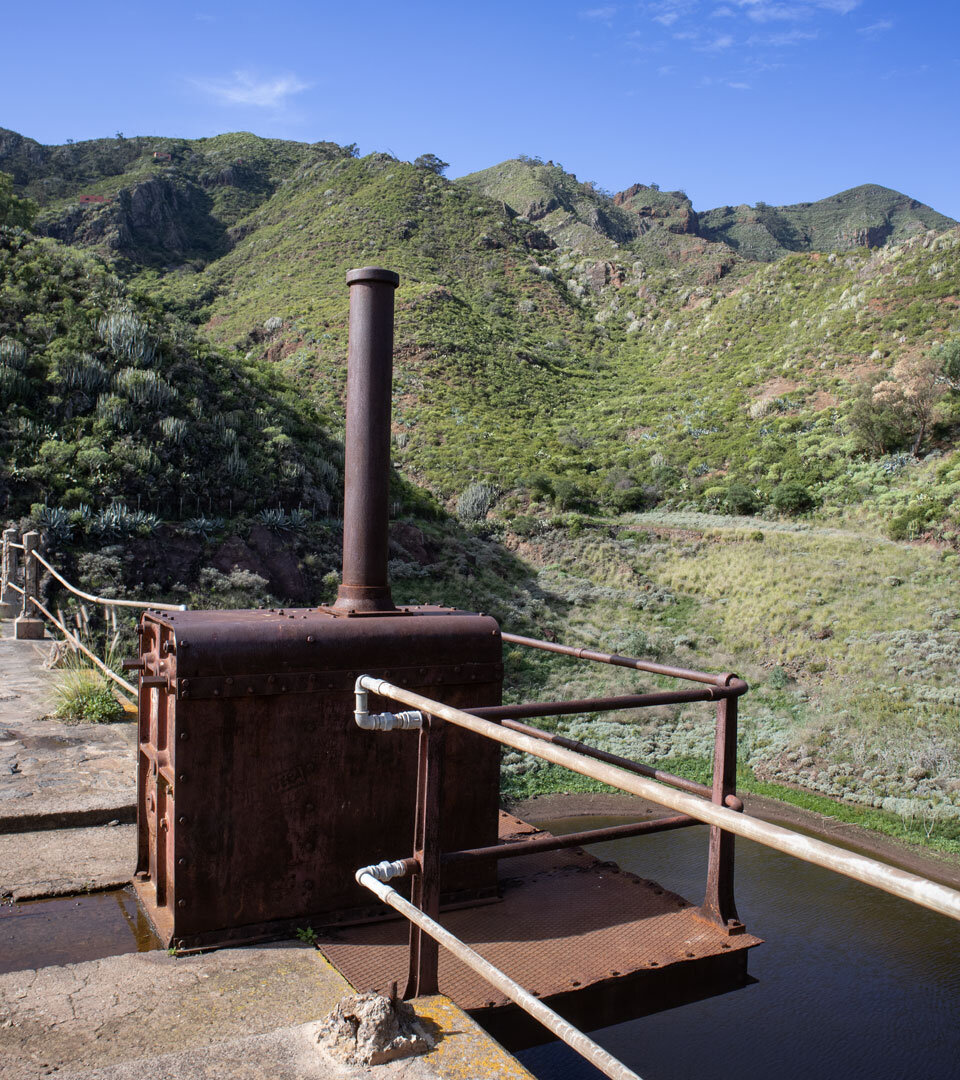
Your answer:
36;174;227;265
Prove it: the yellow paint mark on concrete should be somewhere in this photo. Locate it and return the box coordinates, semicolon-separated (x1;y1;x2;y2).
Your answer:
413;994;535;1080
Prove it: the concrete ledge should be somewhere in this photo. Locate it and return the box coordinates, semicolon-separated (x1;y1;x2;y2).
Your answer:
13;618;44;641
0;823;136;900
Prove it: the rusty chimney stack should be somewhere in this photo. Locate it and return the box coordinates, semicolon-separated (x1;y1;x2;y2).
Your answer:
334;267;400;613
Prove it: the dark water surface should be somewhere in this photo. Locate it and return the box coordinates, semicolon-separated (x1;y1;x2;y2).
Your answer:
517;816;960;1080
0;887;160;974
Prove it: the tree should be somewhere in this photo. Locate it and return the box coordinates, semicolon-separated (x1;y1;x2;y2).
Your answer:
871;353;945;457
0;172;36;229
413;153;448;175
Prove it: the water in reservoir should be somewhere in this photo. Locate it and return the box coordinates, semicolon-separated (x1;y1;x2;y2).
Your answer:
516;816;960;1080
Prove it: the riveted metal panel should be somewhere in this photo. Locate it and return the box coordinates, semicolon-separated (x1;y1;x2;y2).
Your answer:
134;606;502;950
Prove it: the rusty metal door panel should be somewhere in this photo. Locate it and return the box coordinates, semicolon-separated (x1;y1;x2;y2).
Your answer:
135;607;502;951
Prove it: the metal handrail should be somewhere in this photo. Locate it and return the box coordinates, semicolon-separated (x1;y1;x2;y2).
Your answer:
500;631;739;688
30;549;186;612
356;862;642;1080
7;542;24;552
6;581;24;595
356;676;960;923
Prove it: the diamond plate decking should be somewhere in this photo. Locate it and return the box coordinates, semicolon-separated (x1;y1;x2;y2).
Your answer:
319;812;762;1048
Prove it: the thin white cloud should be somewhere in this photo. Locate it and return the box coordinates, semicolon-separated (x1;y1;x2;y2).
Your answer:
580;5;618;18
858;19;893;35
654;11;681;24
191;71;310;108
728;81;751;88
698;33;735;49
712;5;736;15
748;27;818;44
735;0;860;18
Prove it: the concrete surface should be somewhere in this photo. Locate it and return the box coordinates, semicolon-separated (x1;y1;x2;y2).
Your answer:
0;824;136;900
0;944;533;1080
0;632;137;835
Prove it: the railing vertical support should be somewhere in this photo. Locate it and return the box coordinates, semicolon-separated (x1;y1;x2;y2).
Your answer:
403;714;445;999
14;531;44;640
700;693;742;932
0;528;19;618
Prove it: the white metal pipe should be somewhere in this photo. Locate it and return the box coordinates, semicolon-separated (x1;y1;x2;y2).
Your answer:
356;867;643;1080
357;676;960;924
30;549;186;612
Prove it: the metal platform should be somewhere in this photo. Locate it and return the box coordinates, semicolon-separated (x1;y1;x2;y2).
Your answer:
319;812;762;1048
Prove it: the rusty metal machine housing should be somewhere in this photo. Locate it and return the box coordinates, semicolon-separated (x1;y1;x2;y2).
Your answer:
135;604;502;950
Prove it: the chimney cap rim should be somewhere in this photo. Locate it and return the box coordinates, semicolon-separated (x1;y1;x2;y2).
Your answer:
347;267;400;287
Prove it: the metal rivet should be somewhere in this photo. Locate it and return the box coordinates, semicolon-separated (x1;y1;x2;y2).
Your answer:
281;686;288;693
177;857;186;866
268;675;276;684
247;686;254;694
178;774;185;782
213;688;221;696
180;641;189;648
306;635;314;643
181;679;190;688
178;816;186;824
226;677;234;686
182;690;189;698
179;732;189;741
177;899;186;908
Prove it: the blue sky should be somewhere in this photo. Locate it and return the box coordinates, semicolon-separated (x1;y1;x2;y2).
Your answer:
3;1;958;217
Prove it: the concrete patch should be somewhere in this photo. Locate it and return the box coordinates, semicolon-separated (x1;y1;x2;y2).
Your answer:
0;824;136;900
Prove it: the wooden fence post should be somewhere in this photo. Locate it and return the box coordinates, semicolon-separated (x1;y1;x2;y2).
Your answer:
0;528;19;618
14;531;44;640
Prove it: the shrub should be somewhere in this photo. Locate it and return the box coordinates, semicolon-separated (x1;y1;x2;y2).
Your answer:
725;483;760;515
456;482;498;522
887;500;947;541
770;481;816;515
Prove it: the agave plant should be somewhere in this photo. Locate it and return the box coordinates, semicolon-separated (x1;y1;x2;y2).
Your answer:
181;516;224;542
35;505;73;547
91;504;160;540
287;508;312;531
256;508;291;534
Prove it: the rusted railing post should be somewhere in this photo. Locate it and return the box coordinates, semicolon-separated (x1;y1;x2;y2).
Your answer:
334;267;400;613
700;693;742;932
0;528;19;618
404;714;445;999
14;531;44;640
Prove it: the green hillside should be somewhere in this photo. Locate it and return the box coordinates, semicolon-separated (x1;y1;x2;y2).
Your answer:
3;128;960;852
698;184;956;261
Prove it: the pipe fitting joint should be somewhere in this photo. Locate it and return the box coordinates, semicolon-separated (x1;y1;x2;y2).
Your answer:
356;859;410;885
